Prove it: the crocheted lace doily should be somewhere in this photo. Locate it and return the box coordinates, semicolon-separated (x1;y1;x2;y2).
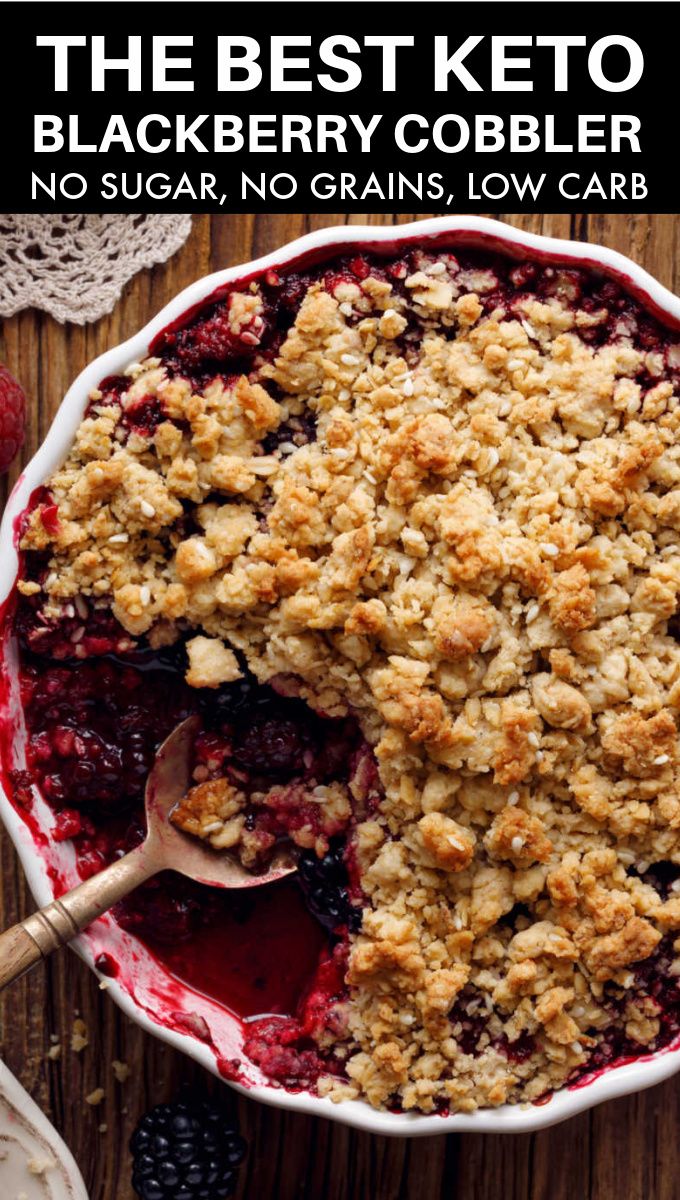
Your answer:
0;214;192;325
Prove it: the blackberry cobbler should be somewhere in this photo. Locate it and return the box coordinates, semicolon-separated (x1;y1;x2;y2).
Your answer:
8;243;680;1113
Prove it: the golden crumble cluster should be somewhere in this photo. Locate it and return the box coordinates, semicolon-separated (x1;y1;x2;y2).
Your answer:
20;250;680;1113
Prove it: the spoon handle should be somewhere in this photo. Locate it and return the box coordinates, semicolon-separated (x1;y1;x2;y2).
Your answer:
0;842;159;990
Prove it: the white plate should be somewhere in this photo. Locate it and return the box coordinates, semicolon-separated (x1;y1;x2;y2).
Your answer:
2;216;680;1137
0;1061;88;1199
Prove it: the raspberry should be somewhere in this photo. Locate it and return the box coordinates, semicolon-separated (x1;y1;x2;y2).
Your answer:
0;365;26;473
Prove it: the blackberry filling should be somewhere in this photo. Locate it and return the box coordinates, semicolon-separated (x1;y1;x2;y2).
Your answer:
12;636;368;1090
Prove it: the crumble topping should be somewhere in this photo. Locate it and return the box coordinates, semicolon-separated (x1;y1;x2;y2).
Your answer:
18;247;680;1113
173;774;352;864
185;635;242;689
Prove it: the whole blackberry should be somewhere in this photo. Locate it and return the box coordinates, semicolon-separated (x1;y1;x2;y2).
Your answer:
130;1092;246;1200
298;840;362;932
231;710;310;776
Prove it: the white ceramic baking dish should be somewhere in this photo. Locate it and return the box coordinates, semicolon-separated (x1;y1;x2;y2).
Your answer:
2;215;680;1136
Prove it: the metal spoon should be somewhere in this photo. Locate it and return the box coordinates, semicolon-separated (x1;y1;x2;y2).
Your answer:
0;716;297;990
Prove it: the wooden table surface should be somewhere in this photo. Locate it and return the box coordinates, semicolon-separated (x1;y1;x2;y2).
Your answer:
1;212;679;1200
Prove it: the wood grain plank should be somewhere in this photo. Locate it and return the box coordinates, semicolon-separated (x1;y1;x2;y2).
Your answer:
1;212;679;1200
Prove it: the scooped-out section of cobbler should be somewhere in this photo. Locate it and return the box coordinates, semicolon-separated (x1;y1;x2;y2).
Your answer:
8;243;680;1113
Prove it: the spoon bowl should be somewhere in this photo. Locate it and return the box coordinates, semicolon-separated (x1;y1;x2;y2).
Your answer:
145;715;298;888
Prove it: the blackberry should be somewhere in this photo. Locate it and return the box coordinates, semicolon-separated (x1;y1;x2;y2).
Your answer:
20;657;193;818
298;840;362;932
231;711;311;777
261;411;317;454
130;1092;246;1200
120;394;165;437
628;859;680;899
154;296;268;381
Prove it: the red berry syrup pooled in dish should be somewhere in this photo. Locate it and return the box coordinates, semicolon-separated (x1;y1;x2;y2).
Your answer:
0;365;26;473
12;638;368;1089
